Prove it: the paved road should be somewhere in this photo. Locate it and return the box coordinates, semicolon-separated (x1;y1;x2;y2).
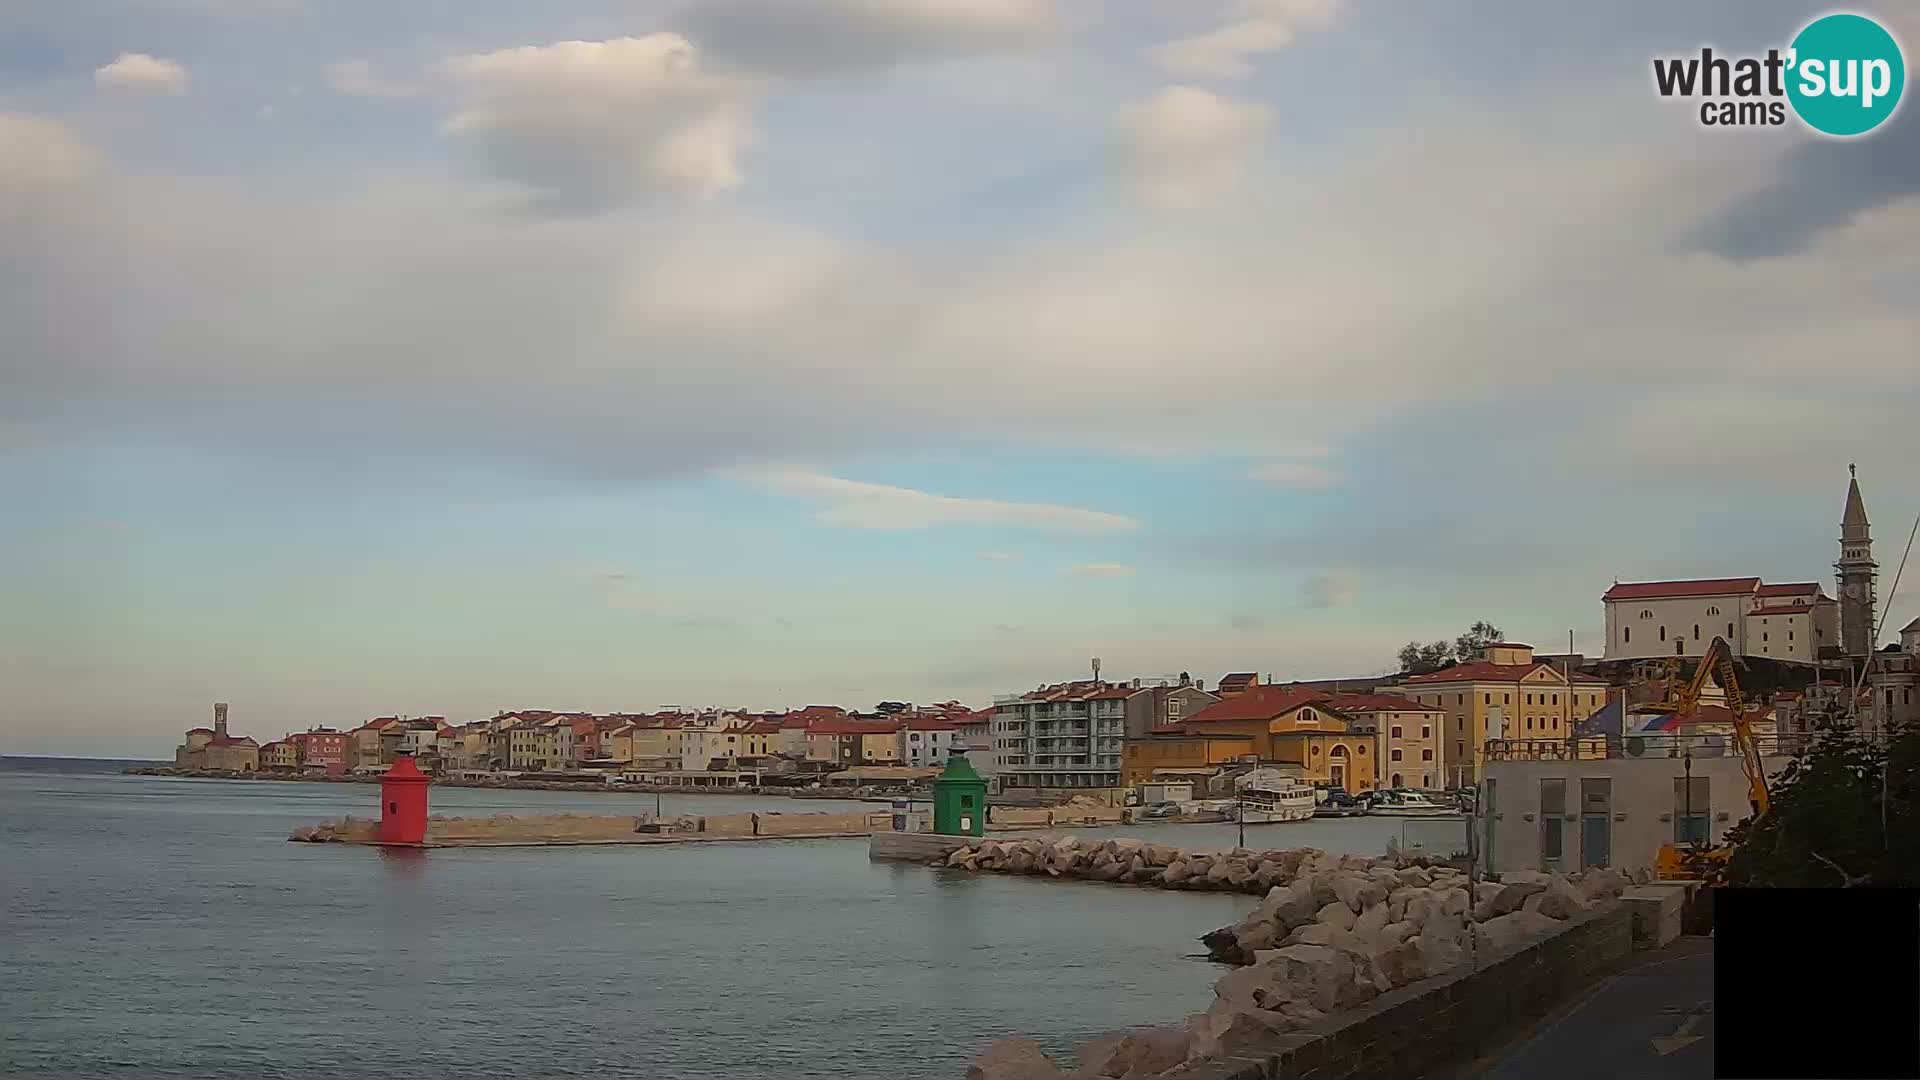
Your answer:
1476;939;1715;1080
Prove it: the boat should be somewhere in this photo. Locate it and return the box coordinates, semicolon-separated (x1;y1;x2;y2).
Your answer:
1313;788;1369;818
1367;789;1461;817
1233;779;1316;824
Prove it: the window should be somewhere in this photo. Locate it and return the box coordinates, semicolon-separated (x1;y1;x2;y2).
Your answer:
1421;725;1431;739
1455;741;1465;759
1640;609;1653;619
1789;630;1794;641
1727;622;1734;638
1390;725;1403;738
1422;773;1431;786
1763;632;1769;642
1674;776;1710;845
1391;749;1403;761
1707;606;1720;616
1311;744;1320;756
1457;694;1464;706
1422;749;1434;761
1504;694;1511;705
1623;626;1631;643
1693;624;1700;640
1525;717;1533;730
1356;744;1367;755
1659;625;1666;642
1526;694;1533;705
1551;694;1558;706
1391;773;1403;787
1484;694;1491;705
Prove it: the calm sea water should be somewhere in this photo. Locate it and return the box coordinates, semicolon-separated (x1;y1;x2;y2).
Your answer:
0;758;1410;1079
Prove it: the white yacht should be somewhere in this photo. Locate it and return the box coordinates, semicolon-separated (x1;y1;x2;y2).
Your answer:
1233;779;1316;823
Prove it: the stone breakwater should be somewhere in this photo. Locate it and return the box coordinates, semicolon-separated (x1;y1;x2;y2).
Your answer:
290;809;895;847
936;837;1641;1079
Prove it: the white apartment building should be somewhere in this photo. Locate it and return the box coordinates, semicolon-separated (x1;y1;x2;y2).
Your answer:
991;681;1130;791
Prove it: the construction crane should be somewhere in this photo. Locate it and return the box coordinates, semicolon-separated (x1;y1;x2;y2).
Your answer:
1653;637;1771;880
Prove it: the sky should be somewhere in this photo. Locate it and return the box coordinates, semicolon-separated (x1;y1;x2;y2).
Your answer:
2;0;1917;757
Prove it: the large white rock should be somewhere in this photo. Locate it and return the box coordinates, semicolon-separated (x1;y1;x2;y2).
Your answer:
1076;1025;1193;1078
1380;920;1417;945
1577;867;1629;902
1475;910;1563;953
1537;880;1590;920
1395;866;1433;888
966;1038;1063;1079
1213;959;1299;1013
1288;922;1358;949
1315;901;1358;931
1269;943;1362;1013
1374;938;1427;988
1260;880;1320;931
1353;902;1392;938
1185;1003;1291;1063
1490;881;1549;916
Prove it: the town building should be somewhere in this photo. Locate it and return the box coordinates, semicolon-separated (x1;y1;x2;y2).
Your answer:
1479;729;1797;874
1142;686;1378;793
901;717;960;768
173;702;260;772
1112;675;1220;739
1388;642;1609;789
806;718;902;760
257;739;299;771
1602;578;1840;663
1123;730;1253;787
1865;622;1920;734
990;680;1131;792
290;729;348;775
1323;692;1447;790
1215;672;1260;696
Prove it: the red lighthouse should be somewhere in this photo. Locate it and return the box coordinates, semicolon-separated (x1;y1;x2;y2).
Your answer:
379;755;431;845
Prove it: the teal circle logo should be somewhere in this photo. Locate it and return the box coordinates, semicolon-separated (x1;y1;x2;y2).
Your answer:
1787;13;1905;136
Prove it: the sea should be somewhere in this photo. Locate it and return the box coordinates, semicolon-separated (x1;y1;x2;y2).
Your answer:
0;756;1418;1079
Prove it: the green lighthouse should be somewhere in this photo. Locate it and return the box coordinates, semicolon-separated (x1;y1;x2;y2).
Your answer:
931;753;987;836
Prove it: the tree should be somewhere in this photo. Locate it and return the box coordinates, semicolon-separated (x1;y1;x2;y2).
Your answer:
1717;717;1918;888
1454;621;1505;662
1398;640;1454;675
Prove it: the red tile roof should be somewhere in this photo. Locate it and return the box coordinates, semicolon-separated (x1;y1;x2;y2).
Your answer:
1402;661;1607;685
185;727;214;736
1178;686;1332;724
1216;672;1259;692
904;717;962;732
808;719;902;736
1322;692;1446;714
1603;577;1760;601
742;721;783;735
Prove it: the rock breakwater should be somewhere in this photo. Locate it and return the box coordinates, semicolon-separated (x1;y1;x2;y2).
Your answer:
944;836;1641;1078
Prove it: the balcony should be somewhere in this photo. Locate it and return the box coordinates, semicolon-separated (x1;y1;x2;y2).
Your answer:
1484;732;1813;762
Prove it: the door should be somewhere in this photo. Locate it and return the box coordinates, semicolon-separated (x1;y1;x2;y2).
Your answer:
1330;764;1346;788
1579;777;1612;868
1540;778;1566;872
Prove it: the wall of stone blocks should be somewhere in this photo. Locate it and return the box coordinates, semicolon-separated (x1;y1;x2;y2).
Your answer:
1175;904;1636;1080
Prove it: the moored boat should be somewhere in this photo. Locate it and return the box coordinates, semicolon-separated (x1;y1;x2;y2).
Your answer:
1367;789;1460;817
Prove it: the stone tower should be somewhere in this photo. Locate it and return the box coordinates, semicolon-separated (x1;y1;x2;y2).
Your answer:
214;701;230;739
1836;464;1877;657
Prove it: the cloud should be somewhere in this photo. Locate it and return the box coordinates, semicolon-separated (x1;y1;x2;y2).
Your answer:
0;114;98;193
676;0;1057;76
1301;571;1356;609
1247;461;1340;489
1149;0;1342;80
95;52;191;95
324;58;417;99
1110;86;1269;209
1691;112;1920;260
977;551;1019;561
738;467;1139;532
437;35;748;212
1066;563;1136;577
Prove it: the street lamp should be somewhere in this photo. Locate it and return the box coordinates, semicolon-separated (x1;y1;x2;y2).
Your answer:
1236;786;1246;850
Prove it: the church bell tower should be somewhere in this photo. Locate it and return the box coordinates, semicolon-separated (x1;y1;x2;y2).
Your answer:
1836;464;1877;657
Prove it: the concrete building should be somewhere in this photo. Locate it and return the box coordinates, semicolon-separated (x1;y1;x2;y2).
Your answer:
257;739;298;771
1389;643;1609;789
1602;578;1840;663
1479;731;1797;874
173;703;260;772
1123;730;1253;787
990;680;1131;791
900;717;960;768
1119;676;1220;740
290;729;347;775
805;719;900;765
675;721;744;772
1324;692;1447;790
1866;624;1920;734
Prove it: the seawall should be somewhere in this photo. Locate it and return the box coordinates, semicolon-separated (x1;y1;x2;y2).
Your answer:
292;809;899;847
1173;904;1635;1080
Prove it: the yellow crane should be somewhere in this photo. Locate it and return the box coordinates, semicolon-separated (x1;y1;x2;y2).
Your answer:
1652;637;1771;879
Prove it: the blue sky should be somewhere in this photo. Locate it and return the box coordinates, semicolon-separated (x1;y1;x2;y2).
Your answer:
3;0;1917;756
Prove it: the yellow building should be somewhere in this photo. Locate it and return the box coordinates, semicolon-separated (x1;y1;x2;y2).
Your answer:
1325;693;1447;790
1140;686;1379;792
859;730;901;763
172;703;261;772
1389;642;1610;788
258;739;299;771
1123;732;1254;786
